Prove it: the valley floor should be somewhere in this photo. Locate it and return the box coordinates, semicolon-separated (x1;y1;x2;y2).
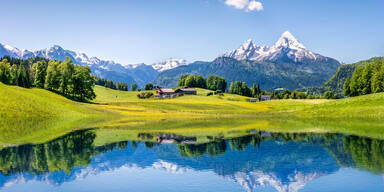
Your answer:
1;83;384;145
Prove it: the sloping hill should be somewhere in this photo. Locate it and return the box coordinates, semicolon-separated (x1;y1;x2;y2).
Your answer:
301;57;384;95
0;83;107;144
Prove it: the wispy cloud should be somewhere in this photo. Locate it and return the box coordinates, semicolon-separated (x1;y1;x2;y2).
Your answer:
225;0;264;12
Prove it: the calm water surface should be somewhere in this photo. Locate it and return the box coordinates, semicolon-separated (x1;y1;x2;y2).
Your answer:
0;130;383;192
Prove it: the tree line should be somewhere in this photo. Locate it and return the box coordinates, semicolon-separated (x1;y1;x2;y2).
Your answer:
178;74;227;92
177;74;322;99
0;56;95;101
95;77;130;91
344;58;384;97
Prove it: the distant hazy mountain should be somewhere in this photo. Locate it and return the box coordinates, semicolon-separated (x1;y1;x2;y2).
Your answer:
0;43;189;87
155;31;341;90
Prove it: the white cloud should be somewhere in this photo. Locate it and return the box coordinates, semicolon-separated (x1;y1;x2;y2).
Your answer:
247;1;263;12
225;0;249;9
225;0;263;12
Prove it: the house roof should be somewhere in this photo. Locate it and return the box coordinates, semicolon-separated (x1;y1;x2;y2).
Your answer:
158;88;175;93
261;95;271;98
179;88;197;92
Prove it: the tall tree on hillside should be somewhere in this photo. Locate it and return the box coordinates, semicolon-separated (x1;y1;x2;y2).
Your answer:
0;59;11;84
45;60;61;91
252;84;256;97
131;83;137;91
178;75;188;87
72;66;95;101
34;60;47;88
343;77;351;96
207;75;227;92
144;83;154;90
241;82;251;97
229;82;234;94
360;64;373;95
59;57;74;95
371;66;384;93
17;63;31;88
10;64;18;85
349;66;364;96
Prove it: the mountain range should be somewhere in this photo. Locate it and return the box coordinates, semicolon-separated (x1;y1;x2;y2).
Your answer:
0;44;189;87
155;31;341;90
1;31;341;90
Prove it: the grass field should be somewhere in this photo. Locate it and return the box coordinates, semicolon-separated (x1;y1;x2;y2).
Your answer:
1;83;384;145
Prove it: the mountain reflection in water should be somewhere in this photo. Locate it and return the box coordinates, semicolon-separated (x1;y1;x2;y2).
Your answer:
0;130;383;192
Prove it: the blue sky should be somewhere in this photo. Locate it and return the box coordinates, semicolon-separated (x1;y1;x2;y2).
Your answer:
1;0;383;64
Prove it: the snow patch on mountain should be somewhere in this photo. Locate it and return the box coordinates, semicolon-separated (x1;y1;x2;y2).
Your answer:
151;58;189;72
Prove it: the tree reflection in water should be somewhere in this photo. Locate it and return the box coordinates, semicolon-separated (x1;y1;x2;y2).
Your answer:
0;129;383;179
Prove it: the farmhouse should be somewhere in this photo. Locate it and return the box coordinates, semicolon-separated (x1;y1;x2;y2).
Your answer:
261;95;271;101
250;98;258;102
156;88;175;96
156;88;197;98
175;88;197;95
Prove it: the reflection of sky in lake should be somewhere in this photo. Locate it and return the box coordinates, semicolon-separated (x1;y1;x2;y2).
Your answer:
0;132;383;192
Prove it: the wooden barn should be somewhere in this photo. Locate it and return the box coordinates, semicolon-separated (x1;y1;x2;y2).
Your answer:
175;88;197;95
260;95;271;101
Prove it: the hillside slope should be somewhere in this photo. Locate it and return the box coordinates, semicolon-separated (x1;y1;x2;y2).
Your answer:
0;83;108;144
301;57;384;95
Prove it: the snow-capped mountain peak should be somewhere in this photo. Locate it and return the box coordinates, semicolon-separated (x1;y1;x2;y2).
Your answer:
241;39;254;50
4;44;18;52
274;31;306;50
151;58;189;72
222;39;269;61
221;31;338;64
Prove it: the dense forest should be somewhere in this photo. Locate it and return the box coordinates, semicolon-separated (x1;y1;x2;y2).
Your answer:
177;74;321;99
178;74;227;92
300;57;384;96
0;56;96;101
344;58;384;97
95;77;129;91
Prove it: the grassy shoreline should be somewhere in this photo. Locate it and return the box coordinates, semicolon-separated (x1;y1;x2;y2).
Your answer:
1;83;384;145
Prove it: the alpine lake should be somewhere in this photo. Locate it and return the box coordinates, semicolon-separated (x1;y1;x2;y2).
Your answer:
0;117;383;192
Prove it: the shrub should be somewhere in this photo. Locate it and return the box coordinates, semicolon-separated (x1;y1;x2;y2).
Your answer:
137;92;153;99
323;91;338;99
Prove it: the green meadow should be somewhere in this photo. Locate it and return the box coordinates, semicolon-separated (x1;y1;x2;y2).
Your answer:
1;82;384;145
